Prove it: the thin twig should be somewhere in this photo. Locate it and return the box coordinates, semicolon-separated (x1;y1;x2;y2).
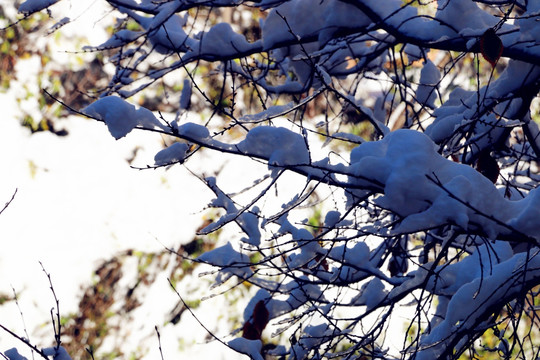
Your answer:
0;189;17;216
155;326;165;360
39;262;62;351
11;286;34;360
0;322;48;359
167;279;235;351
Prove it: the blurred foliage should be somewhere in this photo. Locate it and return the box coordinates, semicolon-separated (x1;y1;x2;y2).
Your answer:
60;219;219;359
0;4;109;137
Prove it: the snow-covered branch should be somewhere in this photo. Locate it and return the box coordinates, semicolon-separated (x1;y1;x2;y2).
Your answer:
7;0;540;359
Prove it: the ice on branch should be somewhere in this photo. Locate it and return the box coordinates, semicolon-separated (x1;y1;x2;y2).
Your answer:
82;96;167;139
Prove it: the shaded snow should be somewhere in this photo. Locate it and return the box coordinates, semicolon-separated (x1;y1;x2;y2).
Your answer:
154;142;190;165
237;126;310;167
83;96;168;139
18;0;59;14
227;338;263;360
416;60;440;108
